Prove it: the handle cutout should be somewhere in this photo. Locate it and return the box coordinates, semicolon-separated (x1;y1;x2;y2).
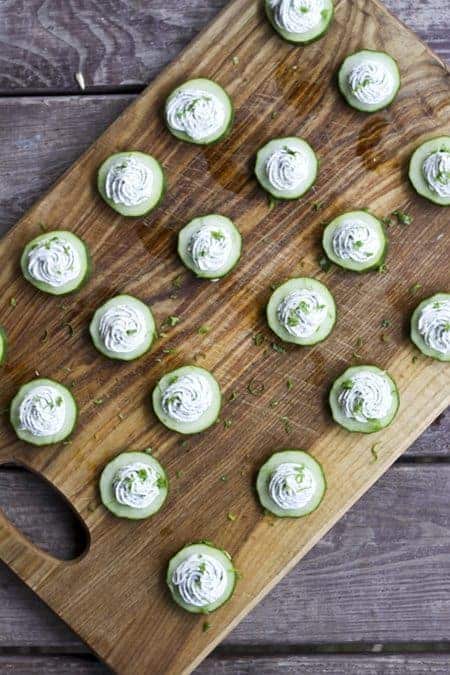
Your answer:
0;463;89;561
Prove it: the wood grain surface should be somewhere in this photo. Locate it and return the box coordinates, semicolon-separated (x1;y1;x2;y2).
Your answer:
0;1;448;675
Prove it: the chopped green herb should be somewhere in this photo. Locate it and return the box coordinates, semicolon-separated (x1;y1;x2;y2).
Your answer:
228;391;239;402
392;210;413;226
227;512;237;522
163;347;177;354
341;380;353;390
247;378;265;396
371;443;380;463
409;282;422;294
312;200;325;212
38;221;47;232
380;332;389;343
319;256;331;272
382;215;392;227
253;332;265;346
9;297;16;308
172;274;183;290
164;316;180;328
202;621;211;633
223;419;232;429
381;318;390;328
412;355;419;364
271;110;278;119
220;475;228;482
378;263;388;274
271;342;285;354
281;416;292;434
268;196;277;210
269;399;279;408
40;330;48;342
198;325;210;335
352;351;363;360
175;470;183;479
286;378;294;391
231;55;239;65
355;337;364;348
93;398;104;405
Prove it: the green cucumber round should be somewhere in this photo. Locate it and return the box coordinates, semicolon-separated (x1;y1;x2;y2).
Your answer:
165;78;234;145
256;449;326;518
99;451;169;520
329;365;399;434
166;542;236;614
338;50;400;113
322;210;387;272
408;137;450;207
177;214;242;280
255;137;318;200
89;294;156;362
410;292;450;362
266;277;336;345
10;378;78;446
265;0;334;44
152;365;221;435
97;151;166;217
0;327;7;365
20;231;91;296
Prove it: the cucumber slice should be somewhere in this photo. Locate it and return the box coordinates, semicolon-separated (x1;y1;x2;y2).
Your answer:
410;292;450;362
165;78;234;145
89;294;156;362
97;151;165;217
329;365;399;434
177;214;242;280
265;0;334;44
152;365;221;435
256;449;326;518
322;210;387;272
0;326;7;365
408;137;450;206
166;542;236;614
20;231;91;296
338;50;400;113
10;378;78;446
255;137;318;200
267;277;336;345
99;451;169;520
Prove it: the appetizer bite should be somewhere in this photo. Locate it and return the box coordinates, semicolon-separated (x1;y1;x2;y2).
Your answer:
97;151;165;217
338;50;400;112
322;210;387;272
21;231;90;296
410;293;450;362
152;365;221;434
255;137;318;200
100;451;169;520
265;0;334;44
256;449;326;518
409;137;450;206
267;278;336;345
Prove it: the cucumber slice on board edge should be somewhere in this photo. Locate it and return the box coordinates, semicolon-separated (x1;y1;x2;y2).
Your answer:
152;365;222;435
408;137;450;206
97;151;166;217
20;231;91;296
165;78;234;145
255;137;318;200
10;378;78;446
99;451;169;520
329;365;399;434
265;0;334;44
89;294;156;362
256;449;326;518
177;214;242;279
166;542;237;614
410;292;450;362
266;277;336;345
322;210;388;272
0;327;7;365
338;50;401;113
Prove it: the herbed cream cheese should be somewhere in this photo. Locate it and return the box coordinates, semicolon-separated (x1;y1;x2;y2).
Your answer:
113;462;161;509
422;151;450;198
161;373;212;424
18;385;66;437
417;298;450;355
268;462;316;510
265;146;307;192
277;289;327;338
188;223;232;273
332;218;380;263
268;0;326;34
171;553;227;607
348;60;394;106
338;370;392;423
98;303;147;354
105;156;153;207
27;235;81;287
166;89;226;142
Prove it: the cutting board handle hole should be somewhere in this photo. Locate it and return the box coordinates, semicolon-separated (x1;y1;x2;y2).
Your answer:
0;462;89;561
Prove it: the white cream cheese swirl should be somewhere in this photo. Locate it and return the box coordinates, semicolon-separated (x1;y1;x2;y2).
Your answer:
269;463;315;510
266;146;306;192
417;298;450;355
171;553;227;607
113;462;161;509
268;0;326;34
105;156;153;207
348;61;394;106
27;236;81;287
161;373;212;423
338;371;392;423
18;385;65;437
422;151;450;198
277;290;327;338
98;303;147;354
188;224;232;273
332;219;379;263
166;89;226;142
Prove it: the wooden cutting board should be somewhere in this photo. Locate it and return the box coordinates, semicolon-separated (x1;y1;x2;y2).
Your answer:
0;0;448;672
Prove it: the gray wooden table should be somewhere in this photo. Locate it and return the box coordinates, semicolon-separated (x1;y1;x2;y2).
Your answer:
0;1;448;673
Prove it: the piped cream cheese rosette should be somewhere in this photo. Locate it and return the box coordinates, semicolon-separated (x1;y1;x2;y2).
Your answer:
409;137;450;206
322;210;387;272
411;293;450;361
165;78;234;145
255;137;318;200
265;0;334;44
338;50;400;113
21;231;90;296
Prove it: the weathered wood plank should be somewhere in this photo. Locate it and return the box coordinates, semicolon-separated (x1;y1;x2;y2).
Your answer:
0;0;447;93
1;464;450;648
2;654;450;675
